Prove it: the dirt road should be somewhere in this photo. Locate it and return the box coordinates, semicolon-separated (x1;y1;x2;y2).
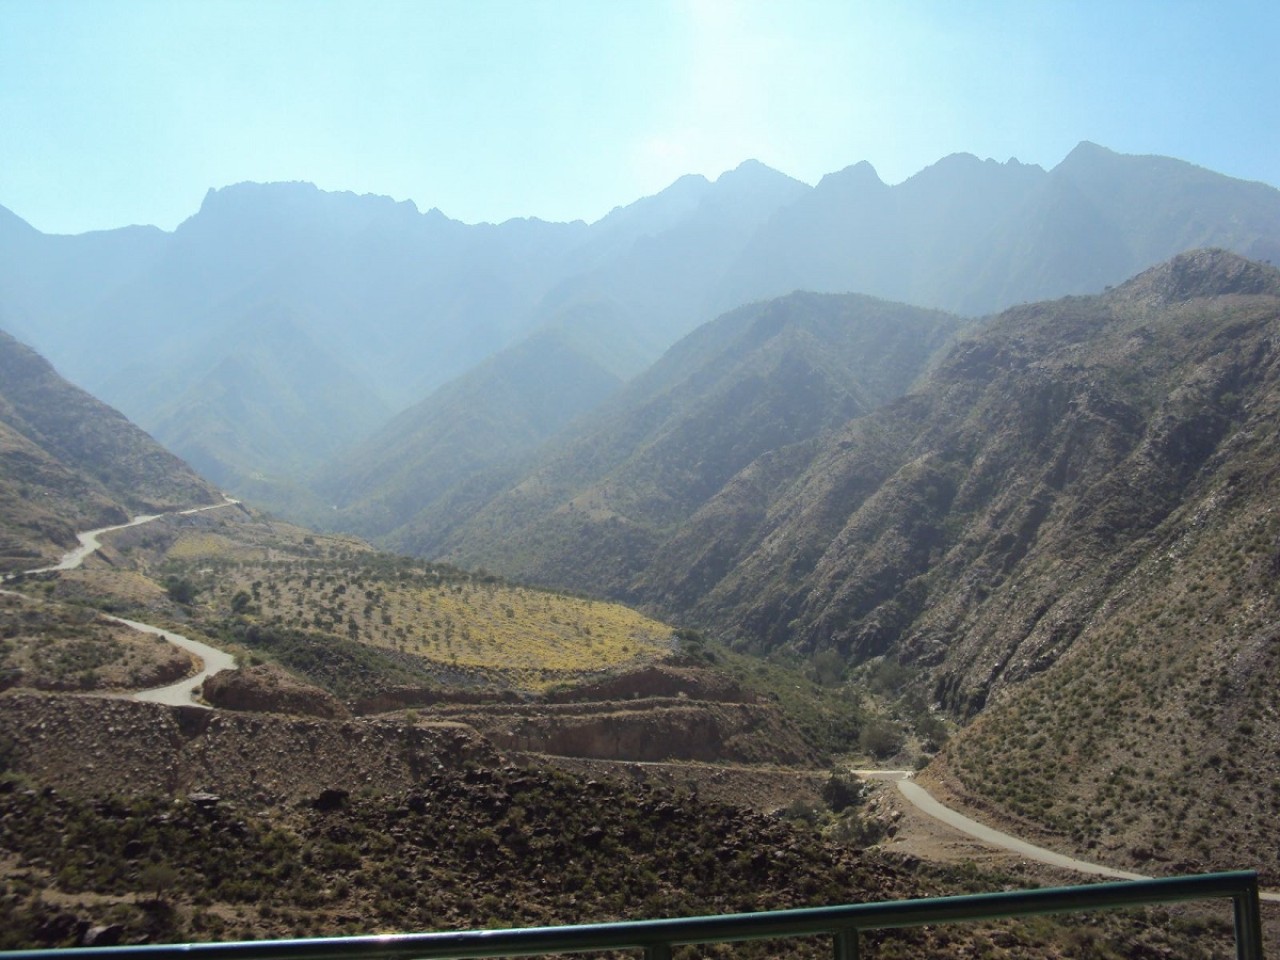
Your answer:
6;499;241;708
858;768;1280;901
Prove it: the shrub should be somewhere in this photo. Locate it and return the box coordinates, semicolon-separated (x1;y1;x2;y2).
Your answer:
859;718;904;759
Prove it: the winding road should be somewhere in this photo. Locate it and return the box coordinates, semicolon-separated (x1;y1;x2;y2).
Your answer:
855;769;1280;902
4;499;241;709
9;503;1276;898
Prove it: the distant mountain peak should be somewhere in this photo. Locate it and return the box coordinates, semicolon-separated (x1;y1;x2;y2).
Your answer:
1054;140;1123;173
715;159;787;183
901;152;1046;192
709;160;808;203
0;204;39;237
199;180;321;209
193;181;421;227
816;160;885;192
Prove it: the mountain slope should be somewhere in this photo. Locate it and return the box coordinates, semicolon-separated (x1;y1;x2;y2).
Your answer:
432;250;1280;878
427;293;962;594
424;251;1280;718
316;303;638;539
685;252;1280;689
536;160;812;351
0;330;221;570
140;305;391;491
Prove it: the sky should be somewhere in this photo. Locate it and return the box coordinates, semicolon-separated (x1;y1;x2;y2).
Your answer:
2;0;1277;235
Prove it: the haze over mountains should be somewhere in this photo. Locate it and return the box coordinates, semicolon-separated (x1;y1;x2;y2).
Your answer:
3;143;1279;518
4;137;1280;908
432;248;1280;880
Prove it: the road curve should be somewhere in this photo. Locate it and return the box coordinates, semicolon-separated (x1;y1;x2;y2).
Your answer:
110;615;237;708
5;498;241;708
8;499;239;579
858;769;1280;902
895;777;1145;880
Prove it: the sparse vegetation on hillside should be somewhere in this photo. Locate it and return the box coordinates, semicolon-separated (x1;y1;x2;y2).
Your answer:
0;769;1236;958
422;293;961;591
0;592;191;692
939;472;1280;882
0;330;222;571
153;527;673;695
22;510;677;702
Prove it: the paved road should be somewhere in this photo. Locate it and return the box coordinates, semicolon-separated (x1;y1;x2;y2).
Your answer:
7;500;238;579
110;615;238;708
856;769;1280;901
5;499;241;708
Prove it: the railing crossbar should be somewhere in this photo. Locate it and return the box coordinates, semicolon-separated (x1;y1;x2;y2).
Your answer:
0;871;1262;960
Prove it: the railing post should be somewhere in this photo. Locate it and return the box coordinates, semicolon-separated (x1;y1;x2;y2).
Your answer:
645;942;672;960
833;928;859;960
1233;888;1265;960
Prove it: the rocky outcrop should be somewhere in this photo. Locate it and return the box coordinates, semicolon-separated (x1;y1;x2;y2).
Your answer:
202;663;350;719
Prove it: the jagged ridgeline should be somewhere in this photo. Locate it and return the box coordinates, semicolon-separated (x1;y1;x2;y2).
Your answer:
0;329;222;571
5;144;1279;522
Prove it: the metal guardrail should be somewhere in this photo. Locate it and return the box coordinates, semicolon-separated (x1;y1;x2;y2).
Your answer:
1;871;1264;960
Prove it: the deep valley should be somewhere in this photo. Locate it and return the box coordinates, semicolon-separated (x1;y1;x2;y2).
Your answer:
2;144;1280;957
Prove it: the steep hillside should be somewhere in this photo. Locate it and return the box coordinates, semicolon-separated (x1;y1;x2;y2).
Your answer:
621;250;1280;877
141;305;391;491
316;303;639;539
0;330;221;570
421;293;961;591
674;253;1280;683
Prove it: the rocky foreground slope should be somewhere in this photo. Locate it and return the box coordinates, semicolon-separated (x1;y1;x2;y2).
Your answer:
393;251;1280;886
0;692;1237;958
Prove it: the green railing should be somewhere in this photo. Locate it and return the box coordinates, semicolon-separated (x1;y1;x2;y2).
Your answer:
1;871;1263;960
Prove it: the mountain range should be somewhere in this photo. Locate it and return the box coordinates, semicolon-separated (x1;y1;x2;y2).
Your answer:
3;143;1279;516
3;140;1280;891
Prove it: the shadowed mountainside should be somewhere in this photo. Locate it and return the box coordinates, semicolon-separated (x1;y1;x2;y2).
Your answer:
405;292;963;582
0;329;221;570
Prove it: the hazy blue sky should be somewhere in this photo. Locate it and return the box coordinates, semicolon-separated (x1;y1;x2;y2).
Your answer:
3;0;1277;234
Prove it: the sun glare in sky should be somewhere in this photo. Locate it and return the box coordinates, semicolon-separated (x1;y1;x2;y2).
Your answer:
1;0;1276;234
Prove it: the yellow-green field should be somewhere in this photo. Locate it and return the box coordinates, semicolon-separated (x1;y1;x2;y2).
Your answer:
244;571;662;680
156;525;674;692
